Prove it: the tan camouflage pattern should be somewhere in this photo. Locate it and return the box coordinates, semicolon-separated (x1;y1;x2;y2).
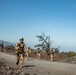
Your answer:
15;41;26;68
36;48;41;59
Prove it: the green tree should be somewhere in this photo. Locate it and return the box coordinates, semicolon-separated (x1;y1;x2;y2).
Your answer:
35;33;52;52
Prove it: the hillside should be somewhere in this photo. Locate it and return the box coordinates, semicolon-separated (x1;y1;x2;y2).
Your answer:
0;40;15;47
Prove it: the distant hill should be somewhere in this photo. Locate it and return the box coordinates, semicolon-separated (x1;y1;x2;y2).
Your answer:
0;40;15;47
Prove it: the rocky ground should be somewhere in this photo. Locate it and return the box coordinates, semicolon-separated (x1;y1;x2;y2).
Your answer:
60;56;76;64
0;58;31;75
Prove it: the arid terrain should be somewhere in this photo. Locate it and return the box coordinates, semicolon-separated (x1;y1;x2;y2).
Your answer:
0;52;76;75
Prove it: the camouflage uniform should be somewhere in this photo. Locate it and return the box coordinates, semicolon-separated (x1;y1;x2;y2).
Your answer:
15;38;26;68
26;47;31;60
50;52;53;61
36;48;41;59
50;48;54;61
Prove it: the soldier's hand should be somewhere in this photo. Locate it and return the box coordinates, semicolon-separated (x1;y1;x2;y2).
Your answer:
15;47;20;50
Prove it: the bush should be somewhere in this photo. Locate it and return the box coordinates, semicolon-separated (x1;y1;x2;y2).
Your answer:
5;45;15;51
67;51;75;57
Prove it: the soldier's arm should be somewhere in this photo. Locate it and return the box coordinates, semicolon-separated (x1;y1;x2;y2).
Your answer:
24;43;27;53
15;43;19;50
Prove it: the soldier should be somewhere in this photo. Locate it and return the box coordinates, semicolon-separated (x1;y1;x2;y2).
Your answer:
26;47;31;60
0;41;4;52
50;52;53;61
50;48;54;61
15;38;26;68
36;48;41;59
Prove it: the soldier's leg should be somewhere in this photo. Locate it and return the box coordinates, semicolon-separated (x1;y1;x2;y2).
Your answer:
50;54;53;61
20;54;24;68
39;53;41;59
16;53;20;65
27;53;29;60
37;53;40;59
37;53;38;59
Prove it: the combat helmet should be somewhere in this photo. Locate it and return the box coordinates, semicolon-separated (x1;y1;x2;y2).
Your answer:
19;38;24;41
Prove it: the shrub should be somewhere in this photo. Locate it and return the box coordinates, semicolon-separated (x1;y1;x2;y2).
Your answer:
67;51;75;57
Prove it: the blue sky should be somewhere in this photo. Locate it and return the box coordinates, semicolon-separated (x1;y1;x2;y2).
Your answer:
0;0;76;52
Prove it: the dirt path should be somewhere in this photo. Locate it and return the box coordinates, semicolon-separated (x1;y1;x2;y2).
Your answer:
0;52;76;75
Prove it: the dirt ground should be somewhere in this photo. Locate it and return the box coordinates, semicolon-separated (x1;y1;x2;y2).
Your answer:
0;52;76;75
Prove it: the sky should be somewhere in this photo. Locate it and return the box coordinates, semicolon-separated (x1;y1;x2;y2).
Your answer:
0;0;76;52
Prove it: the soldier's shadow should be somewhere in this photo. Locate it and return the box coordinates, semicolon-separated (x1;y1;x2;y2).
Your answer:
22;65;35;68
